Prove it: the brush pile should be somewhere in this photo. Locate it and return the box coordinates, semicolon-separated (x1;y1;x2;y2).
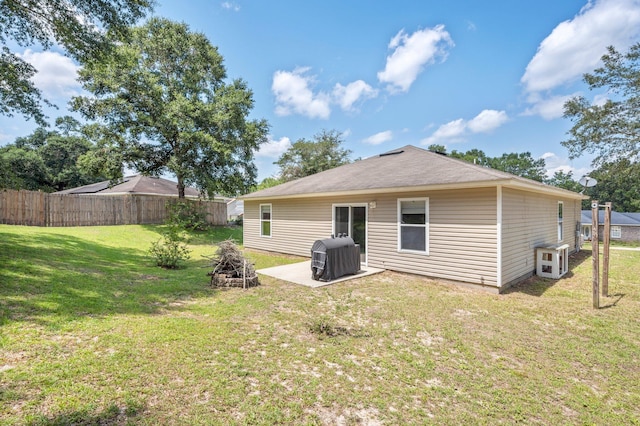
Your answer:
206;240;259;288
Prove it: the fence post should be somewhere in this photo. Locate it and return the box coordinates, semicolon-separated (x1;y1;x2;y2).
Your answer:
602;202;611;298
591;200;599;309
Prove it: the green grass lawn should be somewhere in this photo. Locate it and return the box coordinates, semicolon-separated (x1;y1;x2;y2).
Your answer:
1;224;639;425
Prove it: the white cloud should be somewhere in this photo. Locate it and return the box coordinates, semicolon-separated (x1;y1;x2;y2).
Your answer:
467;109;509;133
522;94;575;120
272;67;331;119
541;152;591;179
362;130;393;145
421;110;509;145
221;2;240;11
522;0;640;94
256;136;291;158
377;25;454;93
521;0;640;123
432;119;466;139
421;119;466;145
332;80;378;111
18;49;81;99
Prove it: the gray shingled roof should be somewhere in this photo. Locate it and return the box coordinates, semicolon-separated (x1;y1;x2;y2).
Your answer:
243;145;584;200
55;175;201;197
581;210;640;226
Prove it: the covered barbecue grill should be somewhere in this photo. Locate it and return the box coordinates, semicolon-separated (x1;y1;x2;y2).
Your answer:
311;235;361;281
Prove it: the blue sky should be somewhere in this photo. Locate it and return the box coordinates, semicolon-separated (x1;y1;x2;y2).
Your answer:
3;0;640;182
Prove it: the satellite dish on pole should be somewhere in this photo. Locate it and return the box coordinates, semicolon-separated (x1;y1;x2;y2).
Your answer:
579;175;597;194
579;176;597;187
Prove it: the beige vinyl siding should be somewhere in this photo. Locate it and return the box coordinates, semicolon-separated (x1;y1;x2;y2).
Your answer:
501;188;581;286
244;198;333;256
245;187;499;288
366;188;497;287
244;194;372;256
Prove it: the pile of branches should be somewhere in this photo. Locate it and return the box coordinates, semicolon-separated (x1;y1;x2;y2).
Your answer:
205;240;257;286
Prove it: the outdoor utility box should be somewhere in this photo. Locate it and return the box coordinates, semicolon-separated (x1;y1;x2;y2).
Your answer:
536;243;569;279
311;235;361;281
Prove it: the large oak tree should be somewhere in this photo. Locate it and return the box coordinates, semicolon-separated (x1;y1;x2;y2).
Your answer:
563;43;640;166
0;0;152;125
72;18;269;198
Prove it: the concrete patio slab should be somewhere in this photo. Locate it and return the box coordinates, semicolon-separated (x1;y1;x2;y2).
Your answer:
257;261;384;288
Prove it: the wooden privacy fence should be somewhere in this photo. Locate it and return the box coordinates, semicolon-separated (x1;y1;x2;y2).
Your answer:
0;189;227;227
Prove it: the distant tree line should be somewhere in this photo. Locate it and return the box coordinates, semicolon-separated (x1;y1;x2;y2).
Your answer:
0;116;103;191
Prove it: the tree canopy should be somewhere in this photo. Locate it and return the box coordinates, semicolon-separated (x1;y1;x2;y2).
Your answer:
563;43;640;166
0;116;99;191
274;129;352;182
254;176;284;191
544;170;583;193
0;0;152;126
581;159;640;212
72;17;269;198
488;152;547;182
429;145;547;182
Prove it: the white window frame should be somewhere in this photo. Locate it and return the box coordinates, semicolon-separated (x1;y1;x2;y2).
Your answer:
557;201;564;242
611;226;622;239
397;197;429;255
260;203;272;237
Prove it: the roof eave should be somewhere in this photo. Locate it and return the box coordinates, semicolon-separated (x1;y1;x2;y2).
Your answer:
504;179;588;200
241;179;586;201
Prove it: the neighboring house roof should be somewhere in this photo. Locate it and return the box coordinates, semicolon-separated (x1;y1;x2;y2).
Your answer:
581;210;640;226
622;212;640;222
227;199;244;217
55;175;202;198
242;145;585;200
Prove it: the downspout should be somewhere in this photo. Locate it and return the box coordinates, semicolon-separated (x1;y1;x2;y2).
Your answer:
496;185;503;289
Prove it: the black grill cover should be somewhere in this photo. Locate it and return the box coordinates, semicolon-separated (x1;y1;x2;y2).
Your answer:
311;236;361;281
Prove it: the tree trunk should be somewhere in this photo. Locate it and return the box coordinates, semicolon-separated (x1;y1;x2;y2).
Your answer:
177;175;185;198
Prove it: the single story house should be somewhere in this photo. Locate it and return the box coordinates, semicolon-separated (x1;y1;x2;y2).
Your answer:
581;210;640;242
242;145;586;293
56;174;229;201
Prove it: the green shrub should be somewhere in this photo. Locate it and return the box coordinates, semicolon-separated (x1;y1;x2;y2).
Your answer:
148;226;191;269
167;201;208;231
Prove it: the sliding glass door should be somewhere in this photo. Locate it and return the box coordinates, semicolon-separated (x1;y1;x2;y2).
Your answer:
333;205;367;263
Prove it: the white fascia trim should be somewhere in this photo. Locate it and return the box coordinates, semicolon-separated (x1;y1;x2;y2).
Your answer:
241;179;586;202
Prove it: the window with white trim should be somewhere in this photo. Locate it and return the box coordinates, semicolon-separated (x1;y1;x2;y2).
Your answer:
557;201;564;241
611;226;622;239
398;198;429;253
260;204;272;237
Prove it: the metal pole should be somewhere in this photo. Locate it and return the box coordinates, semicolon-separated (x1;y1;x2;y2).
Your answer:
602;202;611;297
592;200;599;309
